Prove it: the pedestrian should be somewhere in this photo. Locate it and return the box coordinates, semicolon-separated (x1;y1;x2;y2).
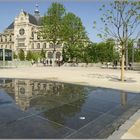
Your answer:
50;59;52;66
31;59;34;65
46;59;48;66
43;59;46;66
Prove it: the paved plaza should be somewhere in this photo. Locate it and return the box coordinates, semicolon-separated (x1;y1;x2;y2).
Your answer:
0;66;140;139
0;66;139;93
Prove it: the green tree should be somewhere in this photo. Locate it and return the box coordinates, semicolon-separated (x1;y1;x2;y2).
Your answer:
62;45;69;62
40;49;46;59
13;52;18;59
94;1;140;81
18;49;25;61
41;2;66;65
26;50;32;61
85;40;119;64
32;52;40;62
61;12;89;62
135;49;140;62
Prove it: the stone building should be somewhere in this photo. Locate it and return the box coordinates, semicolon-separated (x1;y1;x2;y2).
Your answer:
0;5;62;61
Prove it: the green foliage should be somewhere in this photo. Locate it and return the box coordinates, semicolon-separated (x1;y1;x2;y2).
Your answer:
26;50;32;61
41;2;66;45
18;49;25;61
135;49;140;62
32;52;40;61
40;49;46;59
62;39;119;63
84;39;119;63
13;52;18;59
61;12;87;44
94;1;140;45
62;46;69;62
61;12;89;62
41;3;89;63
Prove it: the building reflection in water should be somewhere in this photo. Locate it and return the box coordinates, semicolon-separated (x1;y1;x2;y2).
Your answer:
0;79;87;111
0;79;129;111
14;79;66;111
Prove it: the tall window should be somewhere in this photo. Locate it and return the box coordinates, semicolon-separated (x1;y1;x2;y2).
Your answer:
9;35;12;41
32;32;34;39
5;37;7;42
49;43;53;48
37;43;40;49
37;35;40;40
43;43;46;49
32;43;34;49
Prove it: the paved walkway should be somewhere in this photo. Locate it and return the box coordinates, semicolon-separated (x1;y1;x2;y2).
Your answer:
0;66;139;93
0;66;140;139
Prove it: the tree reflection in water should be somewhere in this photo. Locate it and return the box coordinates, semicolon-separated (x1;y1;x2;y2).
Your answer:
0;79;88;113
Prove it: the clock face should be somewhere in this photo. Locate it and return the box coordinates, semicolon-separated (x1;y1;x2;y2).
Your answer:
19;28;25;35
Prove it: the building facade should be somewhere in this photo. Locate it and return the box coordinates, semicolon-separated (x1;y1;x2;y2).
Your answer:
0;6;62;61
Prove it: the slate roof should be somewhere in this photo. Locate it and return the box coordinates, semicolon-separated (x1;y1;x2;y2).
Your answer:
7;22;14;29
7;11;42;29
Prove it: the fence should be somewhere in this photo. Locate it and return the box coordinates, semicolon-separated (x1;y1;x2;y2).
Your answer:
62;63;102;67
0;60;32;68
133;63;140;71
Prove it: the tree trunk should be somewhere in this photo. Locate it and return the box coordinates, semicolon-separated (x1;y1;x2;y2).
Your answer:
121;47;125;81
125;43;128;70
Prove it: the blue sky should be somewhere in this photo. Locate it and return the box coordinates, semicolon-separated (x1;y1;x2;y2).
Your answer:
0;0;108;42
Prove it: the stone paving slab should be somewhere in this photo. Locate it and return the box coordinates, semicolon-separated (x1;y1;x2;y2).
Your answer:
108;109;140;139
0;115;74;139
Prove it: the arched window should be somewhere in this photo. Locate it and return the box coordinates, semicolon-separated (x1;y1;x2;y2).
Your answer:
37;35;40;40
56;41;61;48
9;35;12;41
56;52;61;59
5;36;7;42
32;43;34;49
37;43;40;49
43;43;46;49
32;32;34;38
48;52;53;59
49;43;53;48
1;36;3;42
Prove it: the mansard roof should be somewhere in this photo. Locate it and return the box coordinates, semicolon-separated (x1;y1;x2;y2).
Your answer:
6;11;42;29
7;22;14;29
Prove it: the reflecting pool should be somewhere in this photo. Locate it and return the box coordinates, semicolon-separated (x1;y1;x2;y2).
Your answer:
0;78;139;138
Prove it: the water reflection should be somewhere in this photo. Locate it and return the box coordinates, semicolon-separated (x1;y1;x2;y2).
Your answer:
120;91;128;106
0;79;88;111
0;79;139;138
0;79;131;112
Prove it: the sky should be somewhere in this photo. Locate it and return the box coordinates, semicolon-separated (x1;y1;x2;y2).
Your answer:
0;0;109;43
